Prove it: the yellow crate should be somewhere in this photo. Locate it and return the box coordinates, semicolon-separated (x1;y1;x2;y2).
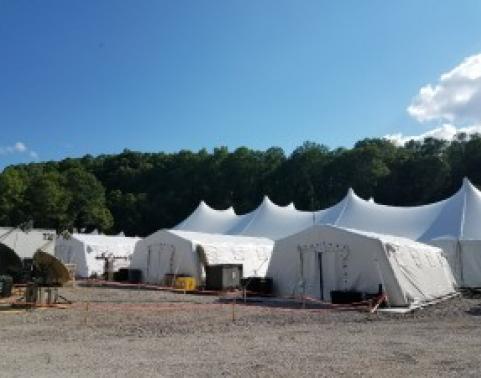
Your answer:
174;276;197;291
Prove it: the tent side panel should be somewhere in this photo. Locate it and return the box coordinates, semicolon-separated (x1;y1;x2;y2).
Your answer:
459;240;481;288
430;239;462;286
267;232;315;299
55;238;90;278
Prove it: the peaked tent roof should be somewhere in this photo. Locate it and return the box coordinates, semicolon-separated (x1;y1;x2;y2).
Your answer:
227;196;315;240
172;178;481;242
332;178;479;242
173;201;240;234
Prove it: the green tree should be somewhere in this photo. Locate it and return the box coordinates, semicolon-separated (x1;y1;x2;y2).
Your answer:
62;168;113;232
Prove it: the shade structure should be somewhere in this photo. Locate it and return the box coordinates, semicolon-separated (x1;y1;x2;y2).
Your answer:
55;234;141;278
267;225;456;307
130;229;274;285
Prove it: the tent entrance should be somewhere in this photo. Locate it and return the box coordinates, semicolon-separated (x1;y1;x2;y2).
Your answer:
146;244;175;284
318;252;324;301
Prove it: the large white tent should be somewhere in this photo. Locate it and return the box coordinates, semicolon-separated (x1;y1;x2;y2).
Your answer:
130;229;274;285
55;234;141;278
330;179;481;287
267;225;456;308
174;178;481;287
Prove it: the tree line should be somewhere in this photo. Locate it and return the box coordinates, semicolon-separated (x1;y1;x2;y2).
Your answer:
0;135;480;236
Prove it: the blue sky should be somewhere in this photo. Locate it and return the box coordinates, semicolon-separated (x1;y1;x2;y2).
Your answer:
2;0;481;168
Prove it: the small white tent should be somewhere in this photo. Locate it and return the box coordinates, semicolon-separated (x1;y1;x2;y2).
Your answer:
267;225;456;308
130;230;274;285
55;234;141;278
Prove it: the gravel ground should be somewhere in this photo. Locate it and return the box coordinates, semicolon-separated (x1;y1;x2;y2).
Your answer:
1;286;481;377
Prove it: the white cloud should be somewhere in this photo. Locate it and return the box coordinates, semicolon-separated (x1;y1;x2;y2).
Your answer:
407;53;481;123
14;142;27;152
386;53;481;146
384;124;481;146
0;142;39;160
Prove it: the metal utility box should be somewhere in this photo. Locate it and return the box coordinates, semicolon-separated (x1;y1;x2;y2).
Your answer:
205;264;243;291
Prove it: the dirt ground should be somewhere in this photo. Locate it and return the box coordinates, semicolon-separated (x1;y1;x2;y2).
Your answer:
1;286;481;378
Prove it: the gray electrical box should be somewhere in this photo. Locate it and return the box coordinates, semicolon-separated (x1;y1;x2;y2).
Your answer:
205;264;243;291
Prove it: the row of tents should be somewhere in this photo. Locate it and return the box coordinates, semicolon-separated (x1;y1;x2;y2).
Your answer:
2;178;480;309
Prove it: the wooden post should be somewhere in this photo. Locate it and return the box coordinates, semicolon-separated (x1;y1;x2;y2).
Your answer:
84;301;90;325
232;296;236;322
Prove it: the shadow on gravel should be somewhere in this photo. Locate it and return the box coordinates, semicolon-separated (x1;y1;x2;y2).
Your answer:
216;297;370;312
466;305;481;316
460;288;481;299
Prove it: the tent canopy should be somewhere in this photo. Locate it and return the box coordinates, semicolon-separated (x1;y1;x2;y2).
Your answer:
174;178;481;243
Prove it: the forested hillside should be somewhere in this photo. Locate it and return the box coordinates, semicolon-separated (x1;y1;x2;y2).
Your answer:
1;135;480;236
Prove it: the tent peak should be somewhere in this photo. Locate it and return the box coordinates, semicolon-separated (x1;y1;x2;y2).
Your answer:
261;195;274;206
460;177;481;197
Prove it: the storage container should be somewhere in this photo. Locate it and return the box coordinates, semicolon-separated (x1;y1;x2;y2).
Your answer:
174;276;197;291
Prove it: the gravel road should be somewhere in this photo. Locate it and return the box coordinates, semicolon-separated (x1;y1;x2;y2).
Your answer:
1;286;481;377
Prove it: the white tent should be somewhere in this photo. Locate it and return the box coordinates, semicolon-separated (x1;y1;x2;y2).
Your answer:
0;227;56;258
328;179;481;287
172;178;481;287
267;225;456;308
130;229;274;285
55;234;141;278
